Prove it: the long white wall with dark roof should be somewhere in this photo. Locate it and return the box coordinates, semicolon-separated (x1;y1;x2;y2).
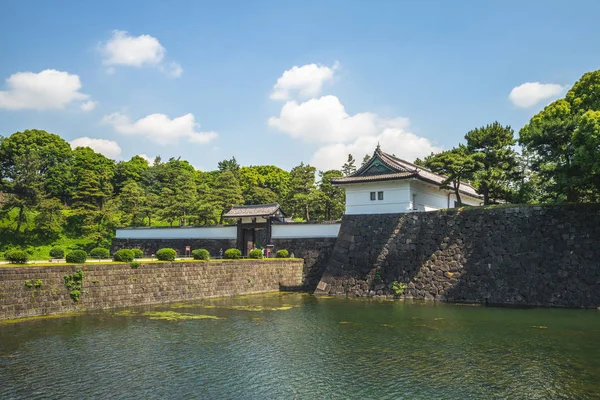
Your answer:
115;226;237;240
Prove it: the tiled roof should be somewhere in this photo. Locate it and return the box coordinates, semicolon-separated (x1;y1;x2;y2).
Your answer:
223;203;284;218
332;147;480;198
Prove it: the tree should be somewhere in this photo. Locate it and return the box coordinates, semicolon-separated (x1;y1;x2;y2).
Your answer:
422;146;476;207
113;155;149;194
218;157;240;178
317;170;345;220
519;99;581;202
286;163;317;221
214;171;244;223
238;165;290;204
116;180;146;226
465;121;521;204
342;154;357;176
362;154;371;166
0;129;72;231
573;110;600;194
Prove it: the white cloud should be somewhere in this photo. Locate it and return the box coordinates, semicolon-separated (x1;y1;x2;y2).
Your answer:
100;30;182;77
310;125;441;171
137;154;154;164
80;100;97;112
268;95;412;144
0;69;89;110
102;112;218;145
70;137;122;159
509;82;566;108
270;62;338;100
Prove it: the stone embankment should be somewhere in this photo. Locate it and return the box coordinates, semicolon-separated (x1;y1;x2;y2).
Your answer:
0;259;303;320
316;204;600;308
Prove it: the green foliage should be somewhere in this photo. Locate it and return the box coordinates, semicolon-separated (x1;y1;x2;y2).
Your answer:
465;121;521;204
342;154;357;176
192;248;210;260
65;250;87;264
391;281;407;296
64;268;84;302
5;249;29;264
89;247;110;259
34;279;42;287
130;261;141;269
132;248;143;258
113;249;135;262
156;248;177;261
24;280;33;288
248;249;263;259
276;249;289;258
224;248;241;259
421;145;476;207
49;246;65;259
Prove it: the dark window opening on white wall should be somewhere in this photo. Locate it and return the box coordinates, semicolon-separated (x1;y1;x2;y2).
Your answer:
378;191;384;200
370;192;376;201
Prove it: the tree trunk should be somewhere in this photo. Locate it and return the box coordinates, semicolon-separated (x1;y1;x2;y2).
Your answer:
305;204;310;222
454;182;463;207
15;204;25;233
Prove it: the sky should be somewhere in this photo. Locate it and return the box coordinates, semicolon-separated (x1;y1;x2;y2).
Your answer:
1;0;600;172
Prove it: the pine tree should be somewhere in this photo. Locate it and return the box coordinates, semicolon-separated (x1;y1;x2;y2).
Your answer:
342;154;357;176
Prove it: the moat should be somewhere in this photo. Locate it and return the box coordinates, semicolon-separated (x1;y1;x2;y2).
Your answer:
1;293;599;399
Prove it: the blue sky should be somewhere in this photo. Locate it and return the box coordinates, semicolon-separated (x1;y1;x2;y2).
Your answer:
1;0;599;171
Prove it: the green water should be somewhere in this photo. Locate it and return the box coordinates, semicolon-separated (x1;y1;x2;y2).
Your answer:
1;294;599;399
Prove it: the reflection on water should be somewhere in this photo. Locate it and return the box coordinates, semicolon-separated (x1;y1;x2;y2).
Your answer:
1;293;600;399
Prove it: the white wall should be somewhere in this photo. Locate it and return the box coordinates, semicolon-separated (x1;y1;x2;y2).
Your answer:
342;179;481;214
115;226;237;240
272;223;341;239
344;181;412;215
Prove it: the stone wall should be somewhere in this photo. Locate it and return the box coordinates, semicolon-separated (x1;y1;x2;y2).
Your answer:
316;204;600;308
111;238;236;258
0;259;303;321
271;238;337;291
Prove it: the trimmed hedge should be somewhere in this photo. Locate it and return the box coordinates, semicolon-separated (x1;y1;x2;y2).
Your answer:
90;247;110;259
249;249;263;259
66;250;87;264
132;248;144;259
156;248;177;261
276;249;289;258
49;247;65;259
224;248;241;259
5;249;29;264
113;249;135;262
192;249;210;260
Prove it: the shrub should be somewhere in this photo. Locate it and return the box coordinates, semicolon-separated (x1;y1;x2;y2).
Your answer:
49;247;65;259
224;248;241;259
276;249;289;258
90;247;110;259
132;248;144;259
66;250;87;264
113;249;135;262
249;249;263;259
5;249;29;264
391;281;407;296
156;248;177;261
130;261;141;269
192;249;210;260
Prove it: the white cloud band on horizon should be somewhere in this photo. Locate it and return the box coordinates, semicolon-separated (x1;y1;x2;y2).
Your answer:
70;137;122;159
509;82;566;108
102;112;218;145
0;69;90;110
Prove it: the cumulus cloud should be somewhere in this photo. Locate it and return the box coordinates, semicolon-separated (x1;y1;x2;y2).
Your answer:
70;137;122;159
102;112;218;145
137;154;155;164
310;126;441;171
267;94;438;170
0;69;90;110
80;100;97;112
509;82;566;108
100;30;182;77
270;62;338;100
